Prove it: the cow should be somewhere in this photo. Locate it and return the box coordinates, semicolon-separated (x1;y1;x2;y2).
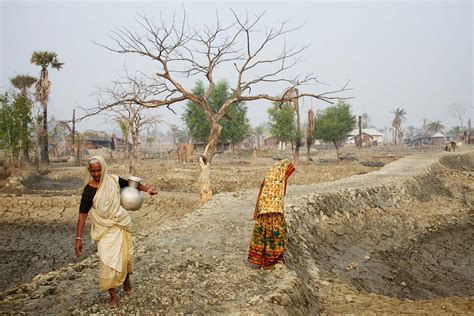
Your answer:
445;141;457;152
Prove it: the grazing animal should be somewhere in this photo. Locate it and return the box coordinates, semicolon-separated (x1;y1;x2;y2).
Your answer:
445;141;457;152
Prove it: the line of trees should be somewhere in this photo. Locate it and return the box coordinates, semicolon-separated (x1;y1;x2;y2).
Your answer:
0;51;63;168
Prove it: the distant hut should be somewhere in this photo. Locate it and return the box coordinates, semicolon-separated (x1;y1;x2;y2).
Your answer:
432;132;446;145
347;128;384;146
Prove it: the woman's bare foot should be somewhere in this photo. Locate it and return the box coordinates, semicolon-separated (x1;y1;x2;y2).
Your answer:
107;289;119;308
123;274;132;295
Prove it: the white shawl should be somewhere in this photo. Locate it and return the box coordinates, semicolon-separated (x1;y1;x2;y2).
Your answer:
87;156;132;273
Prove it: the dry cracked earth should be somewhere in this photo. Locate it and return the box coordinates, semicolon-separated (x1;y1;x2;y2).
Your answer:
0;146;473;314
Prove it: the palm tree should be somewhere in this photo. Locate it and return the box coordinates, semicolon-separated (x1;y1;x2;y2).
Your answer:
391;107;407;145
426;120;445;134
31;51;63;164
10;74;37;163
422;118;429;133
10;75;37;97
447;126;463;140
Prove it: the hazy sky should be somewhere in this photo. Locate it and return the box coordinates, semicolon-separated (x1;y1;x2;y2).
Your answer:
1;0;472;134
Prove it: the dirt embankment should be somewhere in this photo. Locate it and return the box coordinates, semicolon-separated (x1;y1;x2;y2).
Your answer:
285;152;474;313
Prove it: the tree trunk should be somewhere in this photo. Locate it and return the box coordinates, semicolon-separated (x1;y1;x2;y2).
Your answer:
21;120;30;164
71;109;77;163
306;110;315;162
199;121;222;203
129;125;139;175
294;142;300;163
334;140;340;162
22;148;30;164
294;97;301;164
197;156;212;205
203;122;222;163
468;119;472;144
358;115;362;149
77;137;82;166
41;107;49;164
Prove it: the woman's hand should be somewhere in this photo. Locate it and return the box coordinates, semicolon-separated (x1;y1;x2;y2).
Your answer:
75;239;83;258
146;186;158;195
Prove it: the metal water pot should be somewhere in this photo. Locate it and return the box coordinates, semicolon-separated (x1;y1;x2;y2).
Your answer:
120;176;144;211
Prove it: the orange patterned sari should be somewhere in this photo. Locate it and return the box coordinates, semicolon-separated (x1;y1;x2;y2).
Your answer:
248;159;295;267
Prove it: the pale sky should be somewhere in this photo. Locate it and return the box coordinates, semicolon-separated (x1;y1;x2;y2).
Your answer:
1;0;472;134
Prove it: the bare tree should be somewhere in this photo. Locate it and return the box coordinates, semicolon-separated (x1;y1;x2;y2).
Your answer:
88;11;351;201
143;126;158;158
448;103;467;129
110;105;159;174
94;79;160;174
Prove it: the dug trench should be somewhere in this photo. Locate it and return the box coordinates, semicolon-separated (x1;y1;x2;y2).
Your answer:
285;152;474;313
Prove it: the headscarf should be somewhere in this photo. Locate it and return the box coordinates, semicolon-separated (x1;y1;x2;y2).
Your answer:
85;156;131;241
253;159;295;218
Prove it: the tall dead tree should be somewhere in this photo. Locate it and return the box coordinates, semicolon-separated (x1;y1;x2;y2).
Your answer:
90;11;351;201
282;87;303;163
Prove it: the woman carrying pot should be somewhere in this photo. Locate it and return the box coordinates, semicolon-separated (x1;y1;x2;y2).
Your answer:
75;156;157;308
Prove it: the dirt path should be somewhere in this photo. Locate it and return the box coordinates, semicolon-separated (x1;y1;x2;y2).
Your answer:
0;150;473;314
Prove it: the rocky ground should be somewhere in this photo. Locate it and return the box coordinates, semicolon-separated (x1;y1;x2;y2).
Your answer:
0;145;473;314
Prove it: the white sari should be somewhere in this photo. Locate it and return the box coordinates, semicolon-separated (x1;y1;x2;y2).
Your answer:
87;156;132;291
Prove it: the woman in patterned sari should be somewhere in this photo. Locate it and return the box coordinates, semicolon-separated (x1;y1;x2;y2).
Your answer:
75;156;157;308
248;159;295;268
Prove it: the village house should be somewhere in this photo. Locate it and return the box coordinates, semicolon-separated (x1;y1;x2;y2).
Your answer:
406;132;446;146
346;128;384;146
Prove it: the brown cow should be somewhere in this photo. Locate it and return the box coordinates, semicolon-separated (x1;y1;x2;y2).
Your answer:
445;141;457;152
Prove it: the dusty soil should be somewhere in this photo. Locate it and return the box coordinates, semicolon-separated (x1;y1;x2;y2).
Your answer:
0;147;383;294
0;145;473;314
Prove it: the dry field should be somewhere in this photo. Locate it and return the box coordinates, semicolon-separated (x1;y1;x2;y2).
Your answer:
0;145;472;314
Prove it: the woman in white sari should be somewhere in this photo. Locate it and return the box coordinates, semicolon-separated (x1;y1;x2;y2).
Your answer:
75;156;157;308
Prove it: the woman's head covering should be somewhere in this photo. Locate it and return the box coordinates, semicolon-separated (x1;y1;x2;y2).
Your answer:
254;159;295;218
84;155;108;186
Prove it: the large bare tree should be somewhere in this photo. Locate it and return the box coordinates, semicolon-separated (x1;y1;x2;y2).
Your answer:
90;11;350;201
